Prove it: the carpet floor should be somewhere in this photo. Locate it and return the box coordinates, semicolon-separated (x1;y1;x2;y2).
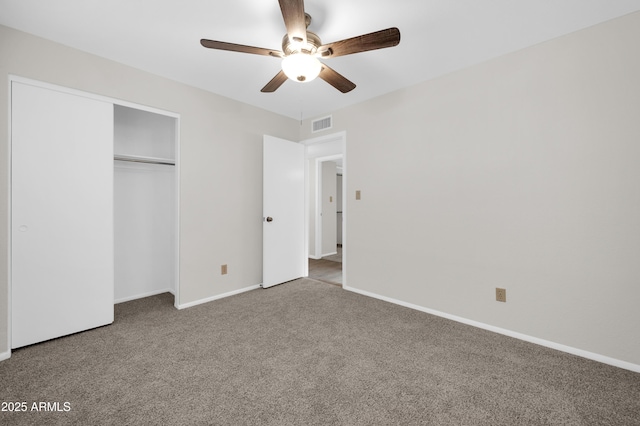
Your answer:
1;279;638;425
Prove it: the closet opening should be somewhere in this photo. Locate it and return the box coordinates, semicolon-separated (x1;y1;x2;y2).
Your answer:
113;105;180;306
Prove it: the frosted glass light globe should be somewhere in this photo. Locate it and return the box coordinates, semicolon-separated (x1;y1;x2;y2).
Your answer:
281;54;322;83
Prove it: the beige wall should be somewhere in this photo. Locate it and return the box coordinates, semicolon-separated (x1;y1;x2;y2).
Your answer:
0;25;299;355
302;12;640;366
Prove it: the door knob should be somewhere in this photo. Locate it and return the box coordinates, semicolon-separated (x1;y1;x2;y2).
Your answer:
266;217;273;222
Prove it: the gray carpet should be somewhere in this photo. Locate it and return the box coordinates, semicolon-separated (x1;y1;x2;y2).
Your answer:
1;279;639;425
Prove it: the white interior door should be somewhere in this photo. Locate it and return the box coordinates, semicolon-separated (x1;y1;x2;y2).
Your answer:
11;81;114;349
263;135;305;288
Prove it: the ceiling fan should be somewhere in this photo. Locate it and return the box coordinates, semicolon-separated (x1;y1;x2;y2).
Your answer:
200;0;400;93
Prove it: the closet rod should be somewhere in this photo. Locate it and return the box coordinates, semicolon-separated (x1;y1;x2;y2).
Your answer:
114;155;175;166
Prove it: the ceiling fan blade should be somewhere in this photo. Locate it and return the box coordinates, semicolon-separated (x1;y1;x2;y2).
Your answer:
278;0;307;46
261;70;288;93
201;39;283;58
318;27;400;58
319;64;356;93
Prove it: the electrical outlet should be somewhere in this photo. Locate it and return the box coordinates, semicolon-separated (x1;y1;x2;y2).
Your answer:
221;264;228;275
356;190;361;200
496;288;506;303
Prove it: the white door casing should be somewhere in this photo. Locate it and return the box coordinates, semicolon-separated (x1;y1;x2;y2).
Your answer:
303;131;346;285
262;135;306;288
11;81;114;348
320;161;338;256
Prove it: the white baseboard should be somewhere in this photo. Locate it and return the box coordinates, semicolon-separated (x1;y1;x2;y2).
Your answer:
343;285;640;373
114;288;174;304
309;252;338;260
0;350;10;362
176;284;261;310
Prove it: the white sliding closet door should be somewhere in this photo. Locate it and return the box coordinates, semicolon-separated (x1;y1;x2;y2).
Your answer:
11;81;114;349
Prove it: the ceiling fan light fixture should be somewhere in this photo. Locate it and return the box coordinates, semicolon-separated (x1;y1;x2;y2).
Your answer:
200;3;401;93
281;53;321;83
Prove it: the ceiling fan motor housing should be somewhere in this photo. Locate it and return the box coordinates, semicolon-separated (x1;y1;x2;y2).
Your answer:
282;31;321;56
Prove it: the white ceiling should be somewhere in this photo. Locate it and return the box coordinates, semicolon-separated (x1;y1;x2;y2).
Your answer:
2;1;639;120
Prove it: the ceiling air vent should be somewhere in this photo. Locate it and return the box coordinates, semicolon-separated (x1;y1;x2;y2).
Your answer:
312;115;332;133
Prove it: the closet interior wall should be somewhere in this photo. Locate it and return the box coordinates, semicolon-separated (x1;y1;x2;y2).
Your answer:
113;105;177;303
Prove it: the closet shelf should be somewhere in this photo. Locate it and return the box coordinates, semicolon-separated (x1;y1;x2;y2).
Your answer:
114;154;175;166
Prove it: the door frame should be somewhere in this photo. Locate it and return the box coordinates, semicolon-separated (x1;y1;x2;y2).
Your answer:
302;131;347;287
6;75;182;357
314;155;342;258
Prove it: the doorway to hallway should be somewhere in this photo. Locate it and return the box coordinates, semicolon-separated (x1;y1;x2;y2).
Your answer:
303;131;346;287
